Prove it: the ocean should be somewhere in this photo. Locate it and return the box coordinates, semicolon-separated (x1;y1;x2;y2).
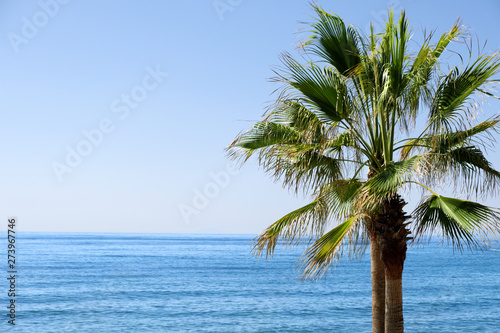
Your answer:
2;233;499;332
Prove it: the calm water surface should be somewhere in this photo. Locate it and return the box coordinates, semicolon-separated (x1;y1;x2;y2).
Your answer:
1;233;499;332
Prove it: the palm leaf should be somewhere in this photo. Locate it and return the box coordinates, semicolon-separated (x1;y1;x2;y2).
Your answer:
403;118;500;195
234;122;302;150
281;55;351;122
401;117;500;159
405;20;463;111
226;121;304;164
253;199;329;258
363;156;420;199
413;195;500;250
428;52;500;134
253;177;364;259
299;214;365;280
267;100;325;139
381;10;410;98
305;6;361;76
321;179;363;219
445;146;500;195
251;143;342;194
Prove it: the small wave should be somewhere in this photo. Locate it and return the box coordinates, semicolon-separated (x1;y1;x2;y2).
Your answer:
490;249;500;252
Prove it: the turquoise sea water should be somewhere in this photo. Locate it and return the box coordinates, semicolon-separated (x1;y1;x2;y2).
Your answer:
1;233;499;332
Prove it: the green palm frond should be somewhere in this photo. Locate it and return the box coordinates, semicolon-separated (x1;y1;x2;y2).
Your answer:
428;52;500;134
381;10;410;98
299;214;365;280
363;156;421;199
440;118;500;149
262;147;343;193
253;177;365;259
305;6;361;76
445;146;500;195
281;56;351;122
226;121;303;164
253;198;329;258
401;118;500;195
406;21;463;107
235;122;302;150
254;127;363;193
321;179;363;219
228;101;331;161
396;18;463;128
324;130;356;152
401;117;500;159
267;101;326;139
228;104;361;193
413;195;500;250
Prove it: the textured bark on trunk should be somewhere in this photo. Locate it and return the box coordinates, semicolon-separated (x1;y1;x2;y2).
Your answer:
370;236;385;333
385;272;404;333
374;195;411;333
367;168;386;333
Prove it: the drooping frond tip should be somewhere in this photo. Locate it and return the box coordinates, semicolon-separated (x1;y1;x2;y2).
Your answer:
298;214;367;280
412;195;500;251
252;199;329;259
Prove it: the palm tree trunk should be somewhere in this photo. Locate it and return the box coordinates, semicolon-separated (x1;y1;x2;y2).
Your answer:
370;236;385;333
385;269;404;333
376;195;411;333
367;168;386;333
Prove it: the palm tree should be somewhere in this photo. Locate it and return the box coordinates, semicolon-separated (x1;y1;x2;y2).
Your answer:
227;6;500;333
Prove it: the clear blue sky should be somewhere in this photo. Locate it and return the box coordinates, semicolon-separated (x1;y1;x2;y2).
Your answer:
1;0;499;233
